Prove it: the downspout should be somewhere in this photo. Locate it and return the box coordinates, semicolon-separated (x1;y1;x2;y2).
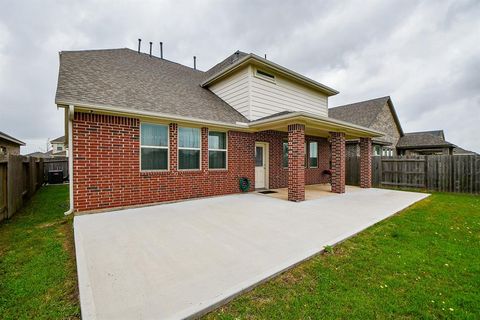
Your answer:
64;104;74;215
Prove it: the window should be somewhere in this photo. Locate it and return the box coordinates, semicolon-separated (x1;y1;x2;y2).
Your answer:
56;145;63;151
178;127;201;170
209;131;227;169
305;142;308;167
255;69;276;83
309;141;318;168
141;123;168;171
382;147;393;157
373;145;382;156
282;140;288;168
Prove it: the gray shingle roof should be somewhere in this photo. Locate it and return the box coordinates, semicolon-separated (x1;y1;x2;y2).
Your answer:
50;136;65;144
397;131;454;148
329;96;392;128
406;130;444;140
453;147;478;155
55;48;248;124
0;131;25;146
203;50;248;80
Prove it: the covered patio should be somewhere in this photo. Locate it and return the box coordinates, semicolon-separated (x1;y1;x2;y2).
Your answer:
250;112;383;201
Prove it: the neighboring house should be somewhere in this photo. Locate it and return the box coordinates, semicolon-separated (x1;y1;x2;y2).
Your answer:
50;136;67;156
453;147;478;155
0;131;25;156
55;48;382;212
329;96;403;156
396;130;454;155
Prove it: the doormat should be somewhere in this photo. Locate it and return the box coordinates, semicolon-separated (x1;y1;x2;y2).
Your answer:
258;190;278;194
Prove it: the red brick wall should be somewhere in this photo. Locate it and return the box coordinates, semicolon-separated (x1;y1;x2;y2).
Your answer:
287;124;305;201
253;131;331;189
330;132;346;193
359;137;372;188
73;112;255;211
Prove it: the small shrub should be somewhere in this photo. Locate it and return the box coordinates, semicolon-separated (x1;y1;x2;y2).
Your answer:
324;245;334;254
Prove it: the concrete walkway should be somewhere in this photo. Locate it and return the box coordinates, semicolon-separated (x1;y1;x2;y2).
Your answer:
74;188;428;320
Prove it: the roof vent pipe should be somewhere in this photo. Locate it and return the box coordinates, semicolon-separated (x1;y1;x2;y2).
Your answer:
137;39;141;53
193;56;196;70
160;42;163;59
149;42;152;57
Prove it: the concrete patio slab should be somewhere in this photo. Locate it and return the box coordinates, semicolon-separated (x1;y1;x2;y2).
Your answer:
74;188;429;320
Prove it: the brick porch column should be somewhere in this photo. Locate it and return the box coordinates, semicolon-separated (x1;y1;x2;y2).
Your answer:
330;132;346;193
288;124;305;202
359;137;372;188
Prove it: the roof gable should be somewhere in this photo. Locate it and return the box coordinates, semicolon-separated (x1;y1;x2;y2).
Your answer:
329;96;403;136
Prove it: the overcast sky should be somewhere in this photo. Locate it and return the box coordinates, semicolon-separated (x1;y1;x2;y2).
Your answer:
1;0;479;154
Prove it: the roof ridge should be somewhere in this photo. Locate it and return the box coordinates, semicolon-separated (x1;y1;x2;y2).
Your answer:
61;48;205;74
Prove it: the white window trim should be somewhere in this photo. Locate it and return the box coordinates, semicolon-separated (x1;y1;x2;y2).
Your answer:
178;127;201;171
309;141;319;168
208;130;228;170
140;122;169;172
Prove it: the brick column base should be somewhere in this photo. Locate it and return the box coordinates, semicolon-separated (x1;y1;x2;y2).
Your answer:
330;132;346;193
359;137;372;188
288;124;305;201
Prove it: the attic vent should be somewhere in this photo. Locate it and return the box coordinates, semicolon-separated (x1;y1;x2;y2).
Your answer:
255;69;276;83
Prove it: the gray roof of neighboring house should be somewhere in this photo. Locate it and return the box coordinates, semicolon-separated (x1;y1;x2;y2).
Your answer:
397;131;454;149
328;96;403;135
409;130;445;140
0;131;25;146
51;135;65;144
55;48;248;124
452;146;478;155
26;151;51;158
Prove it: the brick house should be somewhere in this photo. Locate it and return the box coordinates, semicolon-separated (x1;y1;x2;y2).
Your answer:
0;131;25;156
329;96;404;157
55;49;381;212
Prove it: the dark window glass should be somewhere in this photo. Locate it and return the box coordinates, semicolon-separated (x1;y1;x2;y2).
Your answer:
255;146;263;167
141;148;168;170
179;149;200;169
209;151;226;169
282;141;288;168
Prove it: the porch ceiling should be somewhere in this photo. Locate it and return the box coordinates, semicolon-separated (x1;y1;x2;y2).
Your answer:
249;112;384;139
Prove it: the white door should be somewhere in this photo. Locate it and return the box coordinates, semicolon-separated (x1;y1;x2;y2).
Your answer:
255;143;267;189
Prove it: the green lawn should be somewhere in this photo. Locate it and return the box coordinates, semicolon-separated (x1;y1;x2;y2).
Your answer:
1;188;479;319
0;185;80;320
205;193;480;319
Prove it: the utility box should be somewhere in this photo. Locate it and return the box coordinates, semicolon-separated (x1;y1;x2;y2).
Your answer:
48;170;63;184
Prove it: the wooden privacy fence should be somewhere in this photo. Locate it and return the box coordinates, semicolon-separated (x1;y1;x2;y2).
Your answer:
346;155;480;194
0;155;44;222
43;157;69;181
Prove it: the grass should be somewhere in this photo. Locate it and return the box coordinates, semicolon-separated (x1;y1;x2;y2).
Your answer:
0;185;80;319
205;193;480;319
1;188;478;319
